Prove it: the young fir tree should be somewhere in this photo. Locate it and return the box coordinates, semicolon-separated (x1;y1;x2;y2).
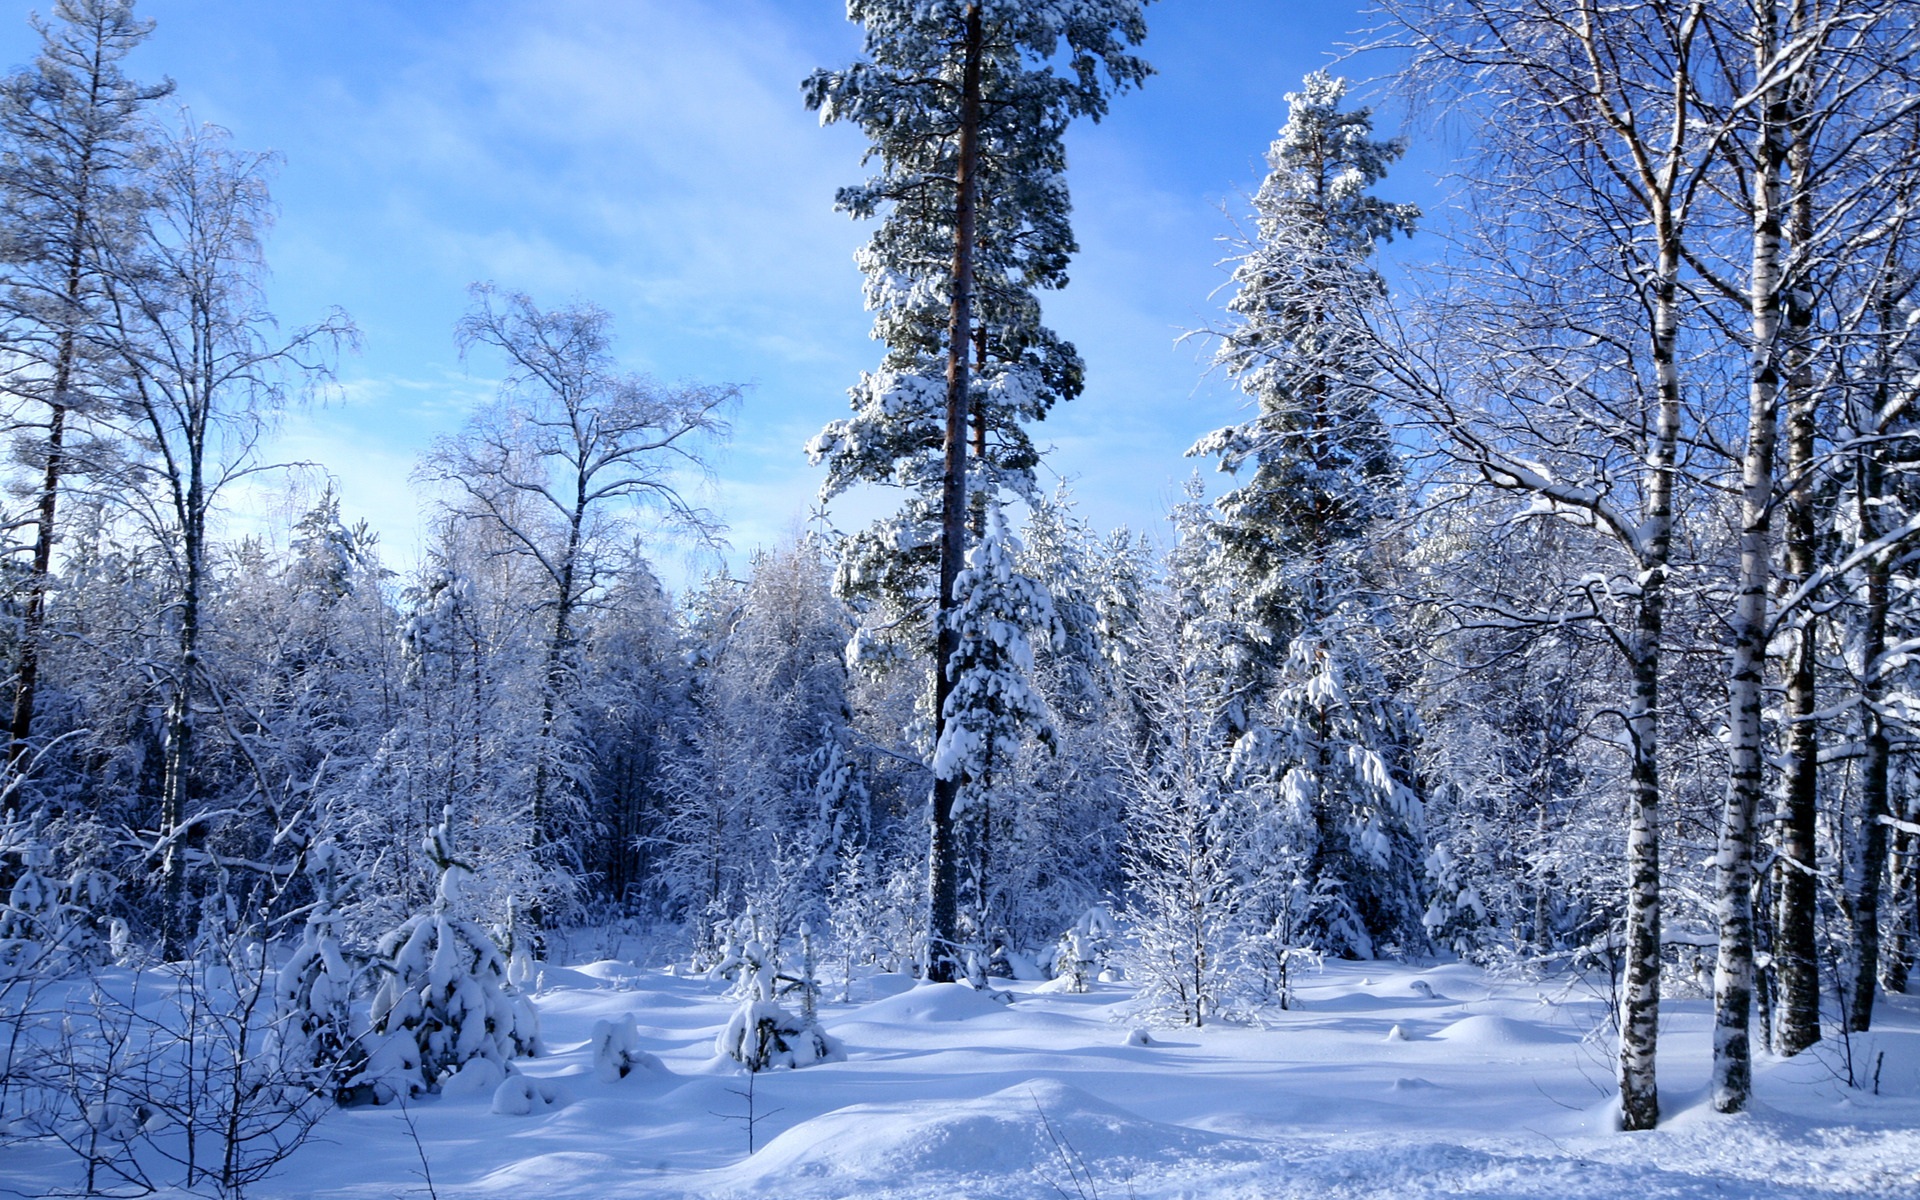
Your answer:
359;811;537;1103
804;0;1149;981
1192;72;1425;957
932;503;1058;966
274;841;361;1099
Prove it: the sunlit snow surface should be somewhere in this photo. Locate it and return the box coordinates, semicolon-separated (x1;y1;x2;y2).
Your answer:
12;957;1920;1198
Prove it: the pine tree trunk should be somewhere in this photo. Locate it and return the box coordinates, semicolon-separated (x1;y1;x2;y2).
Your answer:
926;2;983;985
1710;17;1789;1109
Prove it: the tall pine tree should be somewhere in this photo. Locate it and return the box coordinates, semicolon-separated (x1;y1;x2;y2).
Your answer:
804;0;1150;981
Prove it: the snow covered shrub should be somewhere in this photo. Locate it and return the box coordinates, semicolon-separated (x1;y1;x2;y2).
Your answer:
273;843;363;1098
590;1014;662;1082
0;819;113;981
25;907;332;1198
715;950;837;1072
489;1073;559;1116
356;813;537;1103
1050;905;1116;993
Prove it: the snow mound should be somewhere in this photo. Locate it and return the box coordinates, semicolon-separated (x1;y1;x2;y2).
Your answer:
732;1078;1254;1188
1431;1014;1573;1048
846;981;1011;1024
491;1073;562;1116
441;1057;507;1096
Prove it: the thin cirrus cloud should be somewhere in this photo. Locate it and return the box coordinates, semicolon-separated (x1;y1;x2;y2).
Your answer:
1;0;1423;586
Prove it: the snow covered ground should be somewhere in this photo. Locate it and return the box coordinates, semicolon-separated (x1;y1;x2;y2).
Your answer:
9;957;1920;1199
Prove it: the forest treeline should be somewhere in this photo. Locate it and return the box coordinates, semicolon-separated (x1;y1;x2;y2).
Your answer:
1;0;1916;1148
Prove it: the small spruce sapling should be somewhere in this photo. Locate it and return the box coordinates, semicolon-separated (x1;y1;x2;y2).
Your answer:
273;842;363;1099
356;811;538;1103
715;943;837;1072
1051;905;1116;993
590;1014;662;1082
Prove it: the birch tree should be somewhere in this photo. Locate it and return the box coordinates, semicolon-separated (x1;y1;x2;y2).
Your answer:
100;119;349;956
1388;0;1733;1130
423;285;732;950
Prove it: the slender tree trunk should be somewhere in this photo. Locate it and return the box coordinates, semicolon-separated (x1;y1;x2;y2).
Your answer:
926;2;983;985
525;505;583;956
1617;233;1681;1132
1846;276;1903;1027
161;513;203;960
1772;116;1822;1055
1710;10;1790;1108
1846;541;1891;1031
8;206;93;786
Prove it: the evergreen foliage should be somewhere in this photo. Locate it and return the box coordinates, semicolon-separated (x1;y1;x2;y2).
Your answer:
358;814;537;1103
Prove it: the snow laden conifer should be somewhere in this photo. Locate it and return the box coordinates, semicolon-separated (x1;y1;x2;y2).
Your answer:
1234;633;1425;959
934;505;1058;971
1190;72;1427;959
1192;71;1414;644
357;812;537;1103
804;0;1150;982
934;506;1058;797
274;842;362;1099
715;937;837;1072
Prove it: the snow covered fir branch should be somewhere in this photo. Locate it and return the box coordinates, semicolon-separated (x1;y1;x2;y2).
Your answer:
2;1;1920;1196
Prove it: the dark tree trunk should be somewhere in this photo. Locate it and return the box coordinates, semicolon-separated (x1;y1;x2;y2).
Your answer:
8;166;93;786
161;494;204;961
524;500;584;957
926;2;983;985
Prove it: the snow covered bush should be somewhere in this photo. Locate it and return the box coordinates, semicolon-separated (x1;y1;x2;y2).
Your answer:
715;949;837;1072
1050;905;1116;993
489;1072;559;1116
273;843;363;1098
590;1014;662;1082
587;1013;664;1082
355;813;538;1103
0;819;112;981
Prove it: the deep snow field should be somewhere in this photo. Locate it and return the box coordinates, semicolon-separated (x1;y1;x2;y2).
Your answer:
9;955;1920;1199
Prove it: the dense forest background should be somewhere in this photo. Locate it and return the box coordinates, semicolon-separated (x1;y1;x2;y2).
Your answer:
2;0;1917;1163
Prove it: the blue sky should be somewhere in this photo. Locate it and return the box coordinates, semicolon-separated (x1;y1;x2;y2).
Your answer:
0;0;1445;588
